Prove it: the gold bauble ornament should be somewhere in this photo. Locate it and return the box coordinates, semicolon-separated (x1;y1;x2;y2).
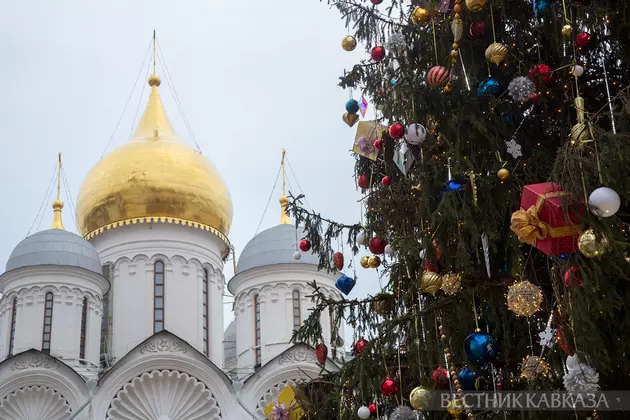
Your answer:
360;256;370;269
497;168;511;180
420;271;443;296
411;7;430;24
465;0;488;12
507;280;543;317
521;355;549;381
372;292;394;315
562;24;574;37
368;255;381;268
485;42;508;65
441;272;462;295
578;229;609;258
447;398;466;416
409;386;431;410
570;122;589;145
341;35;357;52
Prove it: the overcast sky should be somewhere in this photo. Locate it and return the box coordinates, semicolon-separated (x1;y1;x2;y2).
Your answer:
0;0;381;334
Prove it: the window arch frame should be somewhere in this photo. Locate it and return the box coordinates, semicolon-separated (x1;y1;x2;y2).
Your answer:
41;292;54;354
79;297;88;363
154;261;165;333
8;297;17;356
202;268;210;357
254;294;261;368
292;290;301;330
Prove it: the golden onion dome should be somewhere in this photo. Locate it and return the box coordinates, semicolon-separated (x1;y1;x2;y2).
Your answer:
76;74;233;246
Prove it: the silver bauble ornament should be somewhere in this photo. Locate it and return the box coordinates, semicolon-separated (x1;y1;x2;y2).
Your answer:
391;406;415;420
357;406;371;419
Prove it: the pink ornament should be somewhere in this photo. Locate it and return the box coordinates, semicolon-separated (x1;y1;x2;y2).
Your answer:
564;266;583;288
469;21;485;38
428;66;450;87
370;46;386;62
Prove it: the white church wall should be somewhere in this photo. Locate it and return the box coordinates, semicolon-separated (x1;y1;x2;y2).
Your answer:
90;222;226;366
0;266;107;365
229;264;342;380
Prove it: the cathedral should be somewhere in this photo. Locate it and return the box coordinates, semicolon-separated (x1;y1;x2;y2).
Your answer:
0;69;342;419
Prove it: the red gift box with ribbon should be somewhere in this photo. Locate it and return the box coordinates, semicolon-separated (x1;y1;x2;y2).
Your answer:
510;182;582;256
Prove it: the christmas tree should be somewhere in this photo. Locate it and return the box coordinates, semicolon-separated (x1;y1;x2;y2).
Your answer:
282;0;630;419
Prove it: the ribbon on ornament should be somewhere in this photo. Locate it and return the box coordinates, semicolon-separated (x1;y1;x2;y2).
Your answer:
270;403;290;420
510;192;581;245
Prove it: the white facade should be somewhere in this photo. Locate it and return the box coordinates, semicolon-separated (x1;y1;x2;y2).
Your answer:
230;264;342;380
0;265;108;370
91;222;226;365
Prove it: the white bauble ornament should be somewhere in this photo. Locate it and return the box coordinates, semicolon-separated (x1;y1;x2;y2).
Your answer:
405;123;427;145
419;249;426;259
571;65;584;77
589;187;620;218
357;230;370;246
293;251;302;261
384;244;394;255
357;406;371;419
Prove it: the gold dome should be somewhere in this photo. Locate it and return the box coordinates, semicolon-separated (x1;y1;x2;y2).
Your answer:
76;75;233;245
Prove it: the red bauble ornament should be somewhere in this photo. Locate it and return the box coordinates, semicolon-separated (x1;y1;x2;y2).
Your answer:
368;403;378;416
373;139;382;150
529;63;553;85
370;46;386;62
564;266;583;288
389;123;405;139
381;176;391;187
576;32;592;48
431;366;449;387
358;173;370;189
315;343;328;364
370;0;383;4
354;338;369;355
369;237;388;255
299;239;311;252
333;252;345;271
380;377;399;396
469;21;485;38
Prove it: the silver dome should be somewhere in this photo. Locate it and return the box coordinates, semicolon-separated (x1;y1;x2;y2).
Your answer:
236;224;319;274
6;229;102;274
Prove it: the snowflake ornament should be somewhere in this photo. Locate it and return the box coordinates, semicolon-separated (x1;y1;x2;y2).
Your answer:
505;139;522;159
538;324;555;348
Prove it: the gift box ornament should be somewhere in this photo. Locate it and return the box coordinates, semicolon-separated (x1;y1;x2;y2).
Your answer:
510;182;581;256
393;141;415;176
264;385;311;420
353;121;387;161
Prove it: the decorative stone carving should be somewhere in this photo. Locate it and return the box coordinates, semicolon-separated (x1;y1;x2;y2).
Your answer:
11;355;60;371
106;370;221;419
0;386;71;420
255;380;298;419
277;348;316;365
140;338;186;354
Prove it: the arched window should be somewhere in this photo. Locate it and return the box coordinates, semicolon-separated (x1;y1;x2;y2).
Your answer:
202;268;209;357
154;261;165;333
292;290;301;330
254;294;261;367
8;297;17;356
79;297;88;363
42;292;54;354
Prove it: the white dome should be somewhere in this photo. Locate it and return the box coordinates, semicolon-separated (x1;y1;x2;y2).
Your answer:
5;229;102;274
236;224;319;274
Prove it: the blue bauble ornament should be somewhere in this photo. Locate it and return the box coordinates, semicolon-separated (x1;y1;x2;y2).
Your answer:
559;253;570;261
335;274;356;295
346;99;360;114
464;332;499;366
458;367;477;391
477;77;502;97
533;0;551;16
